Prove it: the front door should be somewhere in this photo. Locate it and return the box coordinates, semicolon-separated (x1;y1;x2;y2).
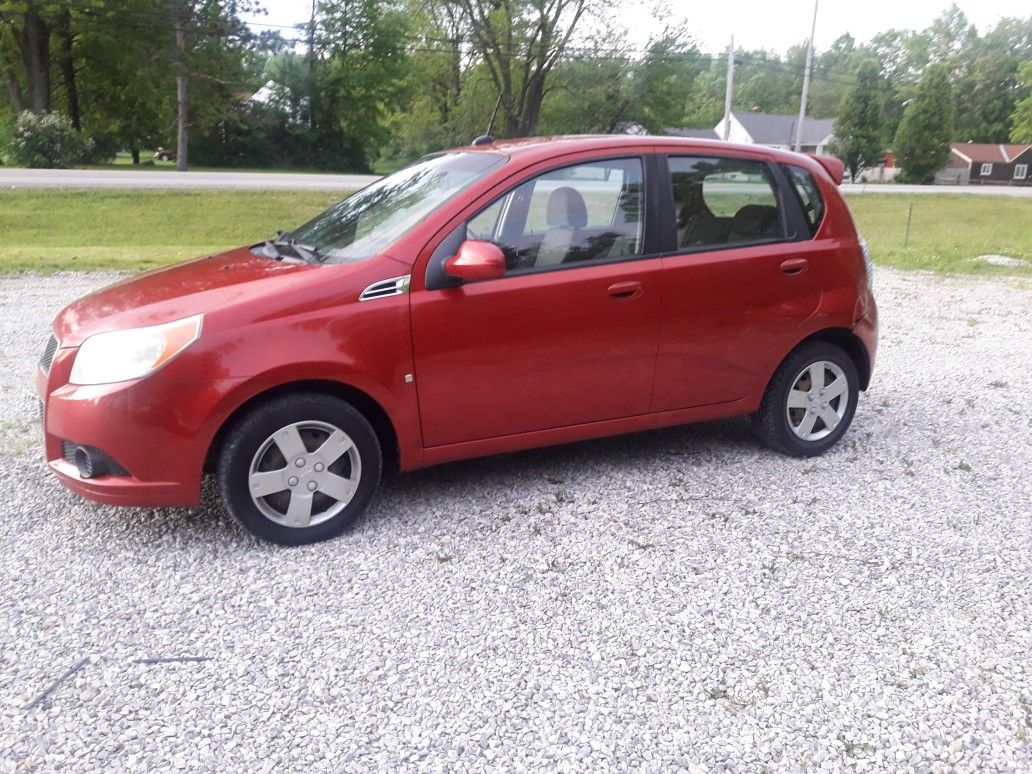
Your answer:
410;156;664;448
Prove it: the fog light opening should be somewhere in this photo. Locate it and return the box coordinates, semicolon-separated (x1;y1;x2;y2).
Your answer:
72;446;95;479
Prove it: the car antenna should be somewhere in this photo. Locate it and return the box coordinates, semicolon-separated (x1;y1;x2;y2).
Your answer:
472;93;503;146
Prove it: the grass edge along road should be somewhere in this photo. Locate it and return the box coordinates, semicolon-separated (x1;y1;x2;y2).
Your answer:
0;189;1029;276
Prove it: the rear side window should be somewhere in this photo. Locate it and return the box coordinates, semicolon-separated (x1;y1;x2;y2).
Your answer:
783;165;825;236
668;156;784;250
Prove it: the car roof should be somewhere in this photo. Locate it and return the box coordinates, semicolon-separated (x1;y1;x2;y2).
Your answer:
452;134;814;166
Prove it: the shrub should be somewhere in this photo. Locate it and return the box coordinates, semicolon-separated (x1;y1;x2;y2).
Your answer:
5;111;86;168
80;132;120;164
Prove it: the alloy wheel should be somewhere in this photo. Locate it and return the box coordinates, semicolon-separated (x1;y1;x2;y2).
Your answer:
785;360;850;442
247;420;362;528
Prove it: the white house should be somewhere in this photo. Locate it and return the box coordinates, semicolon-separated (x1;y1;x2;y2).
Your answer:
714;111;835;155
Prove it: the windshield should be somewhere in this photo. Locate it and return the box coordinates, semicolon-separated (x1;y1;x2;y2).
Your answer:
289;152;506;264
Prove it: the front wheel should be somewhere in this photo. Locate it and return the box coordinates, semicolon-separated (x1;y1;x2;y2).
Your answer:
217;394;382;545
752;341;860;457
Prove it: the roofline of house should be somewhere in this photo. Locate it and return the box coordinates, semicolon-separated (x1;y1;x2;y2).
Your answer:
951;147;973;164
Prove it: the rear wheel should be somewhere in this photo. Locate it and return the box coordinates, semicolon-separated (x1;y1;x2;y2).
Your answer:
217;394;381;545
752;341;859;457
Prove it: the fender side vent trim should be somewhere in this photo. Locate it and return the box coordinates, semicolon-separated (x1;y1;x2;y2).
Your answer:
359;275;411;301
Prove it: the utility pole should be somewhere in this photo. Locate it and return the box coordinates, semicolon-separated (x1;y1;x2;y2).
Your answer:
722;35;735;141
307;0;317;74
794;0;818;152
174;0;189;172
306;0;317;128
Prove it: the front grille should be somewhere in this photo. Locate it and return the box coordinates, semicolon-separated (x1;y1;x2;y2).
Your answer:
39;334;58;373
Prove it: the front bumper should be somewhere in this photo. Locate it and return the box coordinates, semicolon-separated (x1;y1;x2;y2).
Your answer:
36;345;240;508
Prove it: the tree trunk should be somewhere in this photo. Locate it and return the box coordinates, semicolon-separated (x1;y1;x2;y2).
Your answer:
519;74;546;136
131;145;141;165
56;10;81;130
2;65;24;112
174;8;189;172
19;8;51;113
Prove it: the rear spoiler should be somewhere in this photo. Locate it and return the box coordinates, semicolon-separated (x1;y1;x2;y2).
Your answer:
807;154;845;186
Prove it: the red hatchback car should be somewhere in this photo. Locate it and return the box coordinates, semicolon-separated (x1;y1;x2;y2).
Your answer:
37;136;877;545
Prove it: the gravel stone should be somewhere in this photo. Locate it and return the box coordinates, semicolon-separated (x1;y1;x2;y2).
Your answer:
0;268;1030;771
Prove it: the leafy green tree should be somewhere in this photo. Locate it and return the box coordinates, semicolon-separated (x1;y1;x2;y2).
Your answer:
448;0;607;137
952;17;1032;142
74;0;175;163
894;63;955;184
538;24;703;137
1011;61;1032;143
630;24;705;133
538;49;633;135
831;60;885;180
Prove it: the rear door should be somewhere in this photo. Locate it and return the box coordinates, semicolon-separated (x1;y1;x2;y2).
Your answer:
653;152;823;411
410;154;664;448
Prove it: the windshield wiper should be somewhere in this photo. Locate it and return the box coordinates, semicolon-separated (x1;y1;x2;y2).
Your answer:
259;230;322;264
284;240;321;263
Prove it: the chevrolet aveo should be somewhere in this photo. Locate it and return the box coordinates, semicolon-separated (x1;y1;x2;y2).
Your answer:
37;136;878;545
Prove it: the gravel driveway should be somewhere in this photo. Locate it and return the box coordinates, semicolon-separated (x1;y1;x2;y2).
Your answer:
2;269;1030;772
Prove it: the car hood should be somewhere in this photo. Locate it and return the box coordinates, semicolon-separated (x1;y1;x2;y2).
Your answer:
53;247;321;346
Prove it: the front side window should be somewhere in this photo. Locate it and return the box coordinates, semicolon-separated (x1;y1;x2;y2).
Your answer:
668;156;784;249
1015;164;1028;180
783;164;826;236
467;158;644;273
980;163;993;176
290;151;506;264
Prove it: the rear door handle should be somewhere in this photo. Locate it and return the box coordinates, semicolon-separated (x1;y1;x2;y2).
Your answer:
780;258;808;275
608;281;642;299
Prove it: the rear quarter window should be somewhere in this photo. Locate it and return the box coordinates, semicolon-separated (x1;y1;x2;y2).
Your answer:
783;165;826;237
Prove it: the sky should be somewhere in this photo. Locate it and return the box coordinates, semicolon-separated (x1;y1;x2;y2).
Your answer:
243;0;1030;56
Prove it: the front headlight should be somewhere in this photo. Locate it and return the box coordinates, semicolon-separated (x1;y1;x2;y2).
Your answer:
70;314;203;385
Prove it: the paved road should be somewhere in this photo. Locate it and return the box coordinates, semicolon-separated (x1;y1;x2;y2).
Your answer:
3;167;1031;196
0;168;378;191
841;182;1032;198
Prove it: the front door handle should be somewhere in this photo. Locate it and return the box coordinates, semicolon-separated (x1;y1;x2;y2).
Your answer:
608;281;642;299
780;258;808;275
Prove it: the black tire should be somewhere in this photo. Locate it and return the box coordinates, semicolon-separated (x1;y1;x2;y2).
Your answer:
751;340;859;457
217;393;381;546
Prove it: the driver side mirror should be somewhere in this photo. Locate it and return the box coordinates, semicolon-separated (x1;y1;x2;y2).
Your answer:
444;240;506;283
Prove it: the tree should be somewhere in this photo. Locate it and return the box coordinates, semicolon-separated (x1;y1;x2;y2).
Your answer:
0;1;60;113
952;17;1032;142
74;0;175;163
1011;61;1032;143
450;0;604;137
894;62;955;184
537;23;704;137
309;0;410;169
831;60;885;181
630;24;705;133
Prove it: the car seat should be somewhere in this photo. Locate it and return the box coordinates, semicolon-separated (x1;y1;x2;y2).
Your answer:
536;186;588;266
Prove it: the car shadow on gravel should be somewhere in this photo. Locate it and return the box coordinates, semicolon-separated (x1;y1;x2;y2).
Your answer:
370;417;760;505
47;417;764;547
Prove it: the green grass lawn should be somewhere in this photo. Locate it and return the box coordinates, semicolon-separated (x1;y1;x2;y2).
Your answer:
0;189;346;272
844;195;1032;276
0;190;1028;275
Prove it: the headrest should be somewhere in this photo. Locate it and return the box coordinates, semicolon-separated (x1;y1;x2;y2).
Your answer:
546;186;588;228
731;204;778;238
